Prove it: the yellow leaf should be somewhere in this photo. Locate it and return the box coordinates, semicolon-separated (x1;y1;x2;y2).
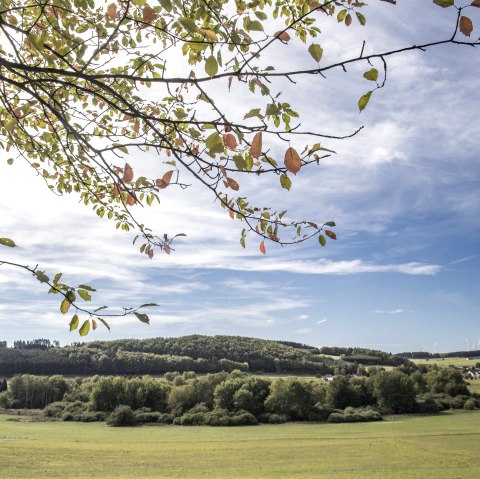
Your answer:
200;29;218;42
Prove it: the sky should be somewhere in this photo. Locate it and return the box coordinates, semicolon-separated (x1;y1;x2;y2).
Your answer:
0;1;479;354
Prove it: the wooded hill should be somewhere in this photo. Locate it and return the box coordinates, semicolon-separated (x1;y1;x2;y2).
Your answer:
0;335;408;376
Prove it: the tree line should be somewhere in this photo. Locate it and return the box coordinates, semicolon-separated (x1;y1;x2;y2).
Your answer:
1;363;477;427
0;335;408;376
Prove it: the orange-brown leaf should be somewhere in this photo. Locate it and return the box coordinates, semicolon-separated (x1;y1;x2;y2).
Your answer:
123;163;134;182
345;13;352;26
107;3;118;20
275;31;291;42
126;193;136;206
459;16;473;36
143;5;158;23
112;183;120;197
250;132;262;159
223;133;238;150
92;319;97;330
325;230;337;240
284;147;302;174
229;209;235;220
260;241;266;254
226;177;240;191
156;170;174;189
472;0;480;7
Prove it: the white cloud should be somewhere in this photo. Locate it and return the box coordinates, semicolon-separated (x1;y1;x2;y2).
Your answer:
374;309;404;315
316;319;328;325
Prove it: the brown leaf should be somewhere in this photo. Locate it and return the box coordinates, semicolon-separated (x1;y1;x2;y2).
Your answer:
259;241;266;254
147;249;154;259
274;31;291;42
156;170;174;189
226;177;240;191
325;230;337;240
250;132;262;159
223;133;238;150
107;3;118;20
142;5;158;23
228;76;233;91
92;319;97;330
284;147;302;174
229;209;235;220
126;193;136;206
345;13;352;26
459;16;473;36
471;0;480;7
123;163;134;182
112;183;120;197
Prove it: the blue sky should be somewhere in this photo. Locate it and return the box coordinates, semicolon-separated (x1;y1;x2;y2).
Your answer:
0;1;479;353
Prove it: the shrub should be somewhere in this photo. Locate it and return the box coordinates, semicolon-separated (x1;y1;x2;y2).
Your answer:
157;413;175;424
43;401;68;418
266;413;288;424
464;398;477;410
416;395;444;414
79;411;105;422
106;405;137;427
135;411;163;423
327;407;382;423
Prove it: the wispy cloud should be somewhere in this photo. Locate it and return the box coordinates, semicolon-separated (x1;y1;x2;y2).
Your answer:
374;309;405;315
316;319;328;325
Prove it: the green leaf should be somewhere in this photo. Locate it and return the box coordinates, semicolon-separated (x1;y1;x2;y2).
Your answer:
78;284;96;292
139;303;159;308
308;44;323;63
0;238;16;248
433;0;454;7
53;273;63;285
35;271;49;283
60;298;71;315
363;68;378;81
246;20;264;32
95;317;111;331
69;314;79;331
356;12;366;26
159;0;173;12
178;16;198;32
319;234;327;246
280;174;292;191
337;9;348;22
358;91;372;112
324;221;336;227
244;108;262;120
79;320;91;337
134;312;150;324
205;55;218;77
78;289;92;301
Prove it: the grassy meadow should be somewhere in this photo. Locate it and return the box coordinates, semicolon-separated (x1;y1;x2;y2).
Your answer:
412;357;480;367
1;411;480;479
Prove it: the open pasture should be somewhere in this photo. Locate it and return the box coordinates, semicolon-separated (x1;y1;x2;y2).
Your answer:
412;357;480;367
1;411;480;479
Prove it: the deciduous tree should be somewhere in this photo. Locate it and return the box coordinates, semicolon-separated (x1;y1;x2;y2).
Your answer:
1;0;478;333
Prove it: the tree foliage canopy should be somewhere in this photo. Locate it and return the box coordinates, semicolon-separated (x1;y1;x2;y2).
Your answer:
1;0;478;333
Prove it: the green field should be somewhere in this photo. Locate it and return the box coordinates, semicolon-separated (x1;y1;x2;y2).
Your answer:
468;378;480;394
412;357;480;367
1;411;480;479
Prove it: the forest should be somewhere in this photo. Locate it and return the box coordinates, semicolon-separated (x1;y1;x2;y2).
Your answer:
0;335;408;375
0;362;477;427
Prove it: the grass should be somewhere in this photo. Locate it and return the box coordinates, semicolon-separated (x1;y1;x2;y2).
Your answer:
468;378;480;394
1;411;480;479
412;357;480;367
